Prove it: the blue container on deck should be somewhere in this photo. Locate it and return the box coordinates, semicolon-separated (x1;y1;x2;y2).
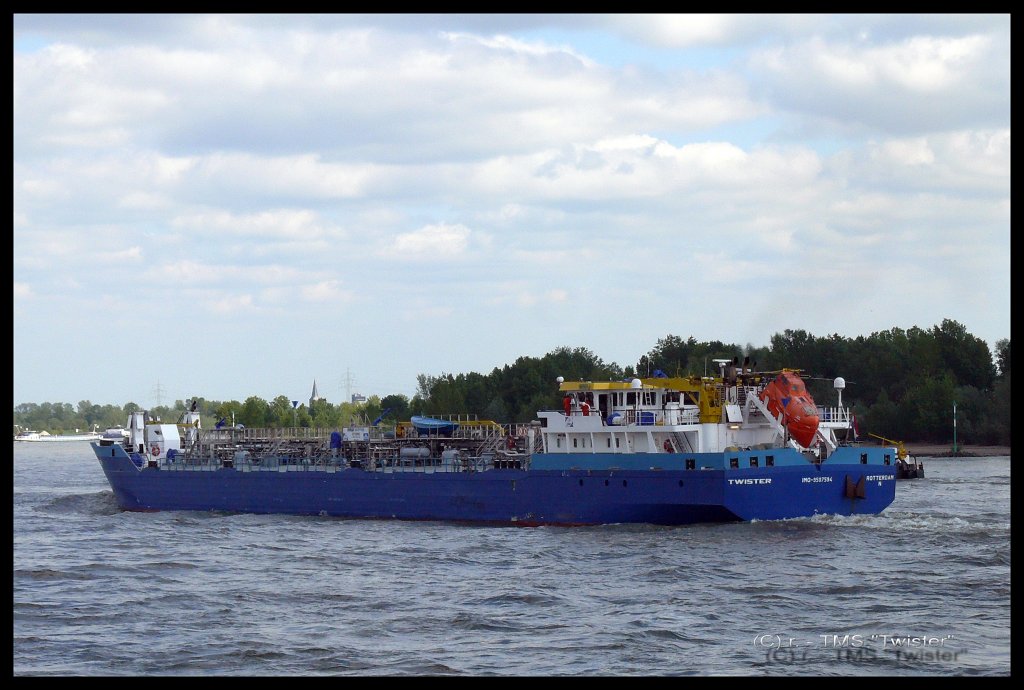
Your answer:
639;412;655;425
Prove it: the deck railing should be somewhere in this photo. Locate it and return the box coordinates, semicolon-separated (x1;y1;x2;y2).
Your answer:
817;407;851;425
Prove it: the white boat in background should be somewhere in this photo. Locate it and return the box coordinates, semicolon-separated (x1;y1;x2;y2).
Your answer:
14;425;103;442
14;428;44;441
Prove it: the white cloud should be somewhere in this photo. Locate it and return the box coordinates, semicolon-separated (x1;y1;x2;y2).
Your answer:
441;31;596;66
186;153;377;200
871;35;989;92
468;137;823;206
117;191;171;210
784;34;989;94
399;304;454;321
872;138;936;167
95;246;144;264
831;129;1009;195
611;14;750;48
11;15;1010;406
299;280;355;303
203;293;256;314
387;223;473;260
514;289;572;307
750;29;1007;135
172;209;343;241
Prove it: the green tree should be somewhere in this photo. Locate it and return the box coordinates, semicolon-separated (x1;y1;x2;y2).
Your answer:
863;389;899;440
995;338;1010;378
987;374;1010;445
240;396;271;427
213;401;241;427
638;334;694;377
482;396;508;422
13;319;1009;443
379;394;410;422
900;374;957;442
270;396;297;426
363;395;383;426
932;319;995;390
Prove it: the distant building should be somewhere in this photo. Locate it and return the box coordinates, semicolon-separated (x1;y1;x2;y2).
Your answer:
310;380;326;411
351;393;367;404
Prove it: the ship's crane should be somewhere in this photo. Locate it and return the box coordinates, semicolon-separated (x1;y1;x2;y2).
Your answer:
868;433;910;462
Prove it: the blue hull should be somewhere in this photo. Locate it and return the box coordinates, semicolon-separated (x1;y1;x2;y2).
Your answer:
92;443;896;525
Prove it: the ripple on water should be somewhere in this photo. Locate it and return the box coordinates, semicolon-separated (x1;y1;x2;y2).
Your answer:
12;448;1011;676
41;491;120;516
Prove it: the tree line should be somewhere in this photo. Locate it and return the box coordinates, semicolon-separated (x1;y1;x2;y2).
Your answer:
13;319;1009;446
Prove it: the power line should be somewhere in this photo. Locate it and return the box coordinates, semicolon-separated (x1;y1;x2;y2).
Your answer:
341;368;356;402
152;380;166;408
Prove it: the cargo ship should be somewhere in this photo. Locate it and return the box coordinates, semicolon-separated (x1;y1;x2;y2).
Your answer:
90;361;897;525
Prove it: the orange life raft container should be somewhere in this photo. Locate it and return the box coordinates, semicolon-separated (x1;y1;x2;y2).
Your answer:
759;371;820;448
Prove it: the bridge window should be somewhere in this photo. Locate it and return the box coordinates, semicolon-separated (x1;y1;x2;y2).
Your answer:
686;458;695;470
766;455;774;466
626;392;637;405
573;438;578;448
750;457;758;467
729;458;739;469
860;453;868;464
884;454;891;465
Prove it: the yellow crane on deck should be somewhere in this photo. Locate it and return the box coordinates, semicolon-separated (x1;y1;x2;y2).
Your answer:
868;433;910;462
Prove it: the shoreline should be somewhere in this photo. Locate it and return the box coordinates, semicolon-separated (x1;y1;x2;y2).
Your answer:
895;444;1010;458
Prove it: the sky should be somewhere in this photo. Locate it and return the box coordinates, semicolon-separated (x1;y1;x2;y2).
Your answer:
13;14;1011;409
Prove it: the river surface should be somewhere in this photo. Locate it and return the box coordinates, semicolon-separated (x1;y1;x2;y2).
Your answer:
13;442;1011;675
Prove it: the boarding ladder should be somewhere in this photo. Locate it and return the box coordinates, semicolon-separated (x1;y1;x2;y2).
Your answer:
668;431;695;453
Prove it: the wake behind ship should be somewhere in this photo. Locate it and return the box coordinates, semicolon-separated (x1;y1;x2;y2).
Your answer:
91;362;897;525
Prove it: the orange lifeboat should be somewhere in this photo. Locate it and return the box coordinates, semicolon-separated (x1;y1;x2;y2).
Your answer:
759;372;820;448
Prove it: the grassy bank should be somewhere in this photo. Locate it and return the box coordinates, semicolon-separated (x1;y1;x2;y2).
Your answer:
897;444;1010;458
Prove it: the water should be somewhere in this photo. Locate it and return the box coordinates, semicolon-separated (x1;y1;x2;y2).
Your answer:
13;443;1010;676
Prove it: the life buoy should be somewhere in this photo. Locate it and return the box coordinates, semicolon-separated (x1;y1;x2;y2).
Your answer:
151;445;160;456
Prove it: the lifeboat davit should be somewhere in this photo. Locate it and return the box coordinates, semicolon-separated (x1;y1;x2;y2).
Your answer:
759;372;820;448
